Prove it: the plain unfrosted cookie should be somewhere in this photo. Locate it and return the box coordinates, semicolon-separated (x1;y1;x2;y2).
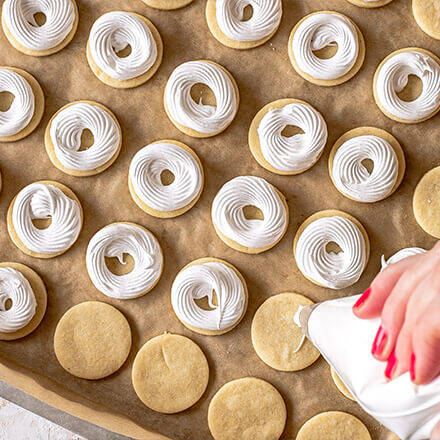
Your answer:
54;301;131;380
296;411;371;440
346;0;394;7
208;377;286;440
140;0;194;10
251;293;320;371
413;0;440;39
330;367;355;401
132;333;209;413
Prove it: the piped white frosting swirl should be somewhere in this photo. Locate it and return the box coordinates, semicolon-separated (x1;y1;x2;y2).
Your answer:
12;182;81;255
164;60;238;134
375;50;440;121
211;176;287;249
381;247;426;270
291;12;359;80
129;141;203;212
257;101;328;172
215;0;282;42
0;267;37;333
49;102;121;172
86;223;163;299
295;215;367;289
331;134;399;202
89;11;158;81
171;260;246;331
3;0;75;51
0;68;35;138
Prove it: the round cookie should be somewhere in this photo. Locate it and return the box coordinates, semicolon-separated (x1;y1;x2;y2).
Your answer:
413;0;440;39
0;67;45;143
140;0;194;10
7;180;83;259
251;293;320;371
330;367;355;401
205;0;282;50
0;262;47;341
54;301;131;380
328;127;405;203
128;140;204;218
288;11;365;87
1;0;79;57
86;12;163;89
208;377;287;440
132;333;209;413
296;411;371;440
346;0;394;7
44;101;122;177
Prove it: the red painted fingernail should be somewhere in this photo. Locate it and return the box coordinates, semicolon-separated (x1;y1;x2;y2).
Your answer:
385;349;398;380
410;352;416;382
353;287;371;309
372;325;388;357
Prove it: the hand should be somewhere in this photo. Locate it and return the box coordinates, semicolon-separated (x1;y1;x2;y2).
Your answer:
352;242;440;385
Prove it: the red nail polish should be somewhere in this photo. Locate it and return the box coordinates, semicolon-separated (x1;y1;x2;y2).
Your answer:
410;352;416;382
385;350;398;380
353;287;371;309
372;326;388;357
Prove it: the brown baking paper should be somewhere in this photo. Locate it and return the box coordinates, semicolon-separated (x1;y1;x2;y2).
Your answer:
0;0;436;439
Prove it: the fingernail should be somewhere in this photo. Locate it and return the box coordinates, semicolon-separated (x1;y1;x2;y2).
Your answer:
353;287;371;309
385;349;398;380
372;325;388;357
410;352;416;382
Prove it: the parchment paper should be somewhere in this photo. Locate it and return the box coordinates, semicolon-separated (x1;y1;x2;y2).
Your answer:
0;0;436;439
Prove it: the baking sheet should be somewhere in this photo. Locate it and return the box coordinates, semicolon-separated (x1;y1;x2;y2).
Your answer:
0;0;437;439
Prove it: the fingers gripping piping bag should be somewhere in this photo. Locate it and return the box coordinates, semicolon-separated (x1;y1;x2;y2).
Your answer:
295;295;440;440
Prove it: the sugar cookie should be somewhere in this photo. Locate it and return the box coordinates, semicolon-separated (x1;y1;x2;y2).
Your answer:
381;247;426;269
249;98;328;175
413;0;440;40
164;60;239;138
288;11;365;87
140;0;194;10
208;377;286;440
45;101;122;177
0;262;46;341
294;210;370;289
86;11;163;89
128;140;204;218
330;367;355;401
0;67;44;142
1;0;78;56
132;333;209;413
211;175;289;254
54;301;131;380
296;411;371;440
171;257;248;335
346;0;394;7
86;222;163;299
205;0;282;49
251;293;320;371
373;48;440;123
7;180;83;259
329;127;405;203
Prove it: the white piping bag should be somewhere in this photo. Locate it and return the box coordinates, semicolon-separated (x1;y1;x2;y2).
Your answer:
294;294;440;440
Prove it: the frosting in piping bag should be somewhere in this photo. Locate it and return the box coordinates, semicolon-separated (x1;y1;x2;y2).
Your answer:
381;247;426;270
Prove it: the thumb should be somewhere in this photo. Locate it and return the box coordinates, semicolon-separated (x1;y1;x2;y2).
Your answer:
431;420;440;440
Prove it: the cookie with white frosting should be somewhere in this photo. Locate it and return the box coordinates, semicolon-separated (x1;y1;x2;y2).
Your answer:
7;180;83;258
1;0;79;56
0;262;46;341
86;11;163;89
249;98;328;175
288;11;365;86
294;210;370;289
329;127;405;203
206;0;282;49
129;140;204;218
0;67;44;143
45;101;122;177
140;0;194;10
373;47;440;123
346;0;394;8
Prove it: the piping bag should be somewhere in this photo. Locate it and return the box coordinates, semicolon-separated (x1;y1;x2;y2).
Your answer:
294;294;440;440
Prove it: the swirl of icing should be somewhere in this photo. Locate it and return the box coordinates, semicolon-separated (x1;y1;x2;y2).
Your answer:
86;223;163;299
381;247;426;270
257;102;328;172
211;176;287;249
49;102;121;172
171;260;246;331
129;141;202;212
215;0;282;42
164;61;238;134
12;182;82;255
291;13;359;80
88;11;158;81
375;50;440;121
0;267;37;333
295;215;367;289
332;135;399;202
0;68;35;137
2;0;75;51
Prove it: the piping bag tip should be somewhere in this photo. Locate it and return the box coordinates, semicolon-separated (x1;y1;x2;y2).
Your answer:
294;302;319;341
